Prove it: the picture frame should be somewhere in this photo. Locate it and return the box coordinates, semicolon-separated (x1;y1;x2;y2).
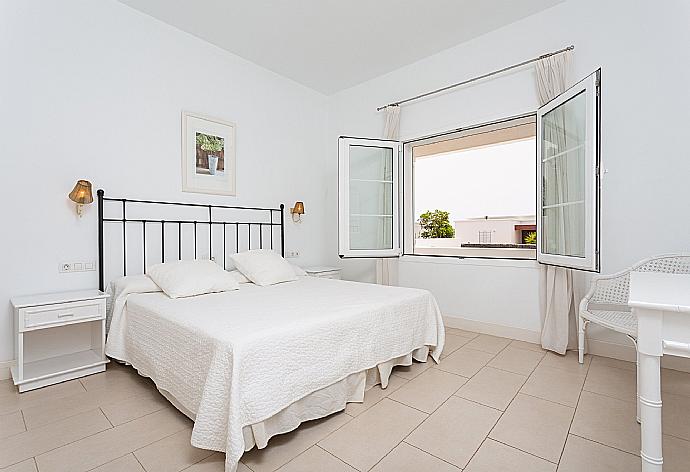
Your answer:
182;111;236;196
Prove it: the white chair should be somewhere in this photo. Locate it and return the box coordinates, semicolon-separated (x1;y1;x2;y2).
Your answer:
578;254;690;421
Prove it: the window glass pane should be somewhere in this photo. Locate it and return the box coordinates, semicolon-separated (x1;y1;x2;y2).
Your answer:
349;181;393;215
541;149;584;206
541;203;585;257
541;90;587;257
349;145;393;250
542;91;586;208
349;146;393;181
350;215;393;250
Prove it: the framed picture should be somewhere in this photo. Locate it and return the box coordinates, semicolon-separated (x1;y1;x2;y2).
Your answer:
182;111;236;196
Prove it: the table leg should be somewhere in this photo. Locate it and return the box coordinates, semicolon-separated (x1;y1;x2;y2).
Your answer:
636;344;641;423
639;351;663;471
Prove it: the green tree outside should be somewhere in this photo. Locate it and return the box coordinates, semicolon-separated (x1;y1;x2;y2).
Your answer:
418;210;455;238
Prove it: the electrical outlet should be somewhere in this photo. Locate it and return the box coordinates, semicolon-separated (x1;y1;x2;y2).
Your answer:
285;249;300;258
59;261;96;273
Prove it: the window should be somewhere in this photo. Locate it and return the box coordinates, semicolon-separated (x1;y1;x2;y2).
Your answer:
478;231;493;244
537;70;600;271
338;137;400;258
337;71;601;272
403;115;537;259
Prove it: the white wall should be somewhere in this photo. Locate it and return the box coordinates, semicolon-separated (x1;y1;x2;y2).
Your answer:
454;219;529;245
328;0;690;340
0;1;329;363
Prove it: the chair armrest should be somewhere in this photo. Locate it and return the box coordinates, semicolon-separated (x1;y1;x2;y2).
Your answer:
587;271;632;306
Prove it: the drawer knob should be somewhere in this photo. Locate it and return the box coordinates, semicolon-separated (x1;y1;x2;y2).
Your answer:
57;312;75;318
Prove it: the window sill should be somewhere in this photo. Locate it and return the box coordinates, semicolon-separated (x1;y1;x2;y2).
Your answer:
400;254;539;270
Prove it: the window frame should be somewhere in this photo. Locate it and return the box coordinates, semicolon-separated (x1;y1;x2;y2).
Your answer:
402;113;538;261
338;136;401;258
536;70;601;272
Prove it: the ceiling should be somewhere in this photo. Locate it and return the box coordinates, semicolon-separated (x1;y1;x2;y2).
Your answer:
118;0;564;95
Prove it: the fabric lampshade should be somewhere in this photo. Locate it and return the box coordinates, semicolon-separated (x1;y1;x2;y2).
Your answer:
69;180;93;205
292;201;304;215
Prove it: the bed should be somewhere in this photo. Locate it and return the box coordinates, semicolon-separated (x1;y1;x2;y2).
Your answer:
98;192;444;472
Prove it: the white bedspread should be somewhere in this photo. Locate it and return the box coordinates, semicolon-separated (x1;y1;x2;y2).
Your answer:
106;277;444;472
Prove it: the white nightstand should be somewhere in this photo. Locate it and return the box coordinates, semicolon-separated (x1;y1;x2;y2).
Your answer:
11;290;109;392
303;266;342;280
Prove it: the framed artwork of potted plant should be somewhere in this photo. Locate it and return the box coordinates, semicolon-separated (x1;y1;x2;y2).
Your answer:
182;111;236;195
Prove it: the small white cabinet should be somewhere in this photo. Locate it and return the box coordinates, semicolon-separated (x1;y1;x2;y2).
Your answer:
304;266;342;280
11;290;109;392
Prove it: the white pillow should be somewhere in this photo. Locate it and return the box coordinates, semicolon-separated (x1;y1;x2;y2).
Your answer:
106;274;162;331
108;274;161;301
228;269;251;284
227;264;303;284
291;264;307;276
230;249;298;286
147;260;239;299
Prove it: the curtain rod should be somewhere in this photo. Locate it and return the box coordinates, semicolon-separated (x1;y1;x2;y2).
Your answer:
376;45;574;111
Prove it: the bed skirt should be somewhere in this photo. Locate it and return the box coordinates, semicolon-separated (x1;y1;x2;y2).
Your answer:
151;345;432;454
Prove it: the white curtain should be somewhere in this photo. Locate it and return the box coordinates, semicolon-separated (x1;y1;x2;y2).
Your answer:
536;51;578;354
383;105;401;139
376;105;401;285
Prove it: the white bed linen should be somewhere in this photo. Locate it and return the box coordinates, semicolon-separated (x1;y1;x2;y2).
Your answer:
105;274;161;333
156;347;429;452
106;277;444;472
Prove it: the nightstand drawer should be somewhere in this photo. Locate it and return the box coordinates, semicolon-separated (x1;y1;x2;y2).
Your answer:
20;300;104;330
304;267;342;280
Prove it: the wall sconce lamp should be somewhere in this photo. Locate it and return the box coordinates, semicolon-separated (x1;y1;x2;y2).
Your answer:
290;201;305;223
68;180;94;217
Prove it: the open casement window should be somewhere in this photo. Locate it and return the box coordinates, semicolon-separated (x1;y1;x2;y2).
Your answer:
537;70;601;272
338;137;401;258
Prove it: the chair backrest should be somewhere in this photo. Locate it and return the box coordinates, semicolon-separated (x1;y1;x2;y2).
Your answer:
632;254;690;274
590;254;690;305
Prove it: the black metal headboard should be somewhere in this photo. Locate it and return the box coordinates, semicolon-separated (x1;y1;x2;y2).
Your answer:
97;189;285;291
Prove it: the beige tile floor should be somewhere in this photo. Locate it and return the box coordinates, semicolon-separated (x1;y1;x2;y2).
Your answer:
2;328;690;471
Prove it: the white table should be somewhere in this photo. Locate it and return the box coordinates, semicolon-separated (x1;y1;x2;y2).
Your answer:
629;272;690;472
